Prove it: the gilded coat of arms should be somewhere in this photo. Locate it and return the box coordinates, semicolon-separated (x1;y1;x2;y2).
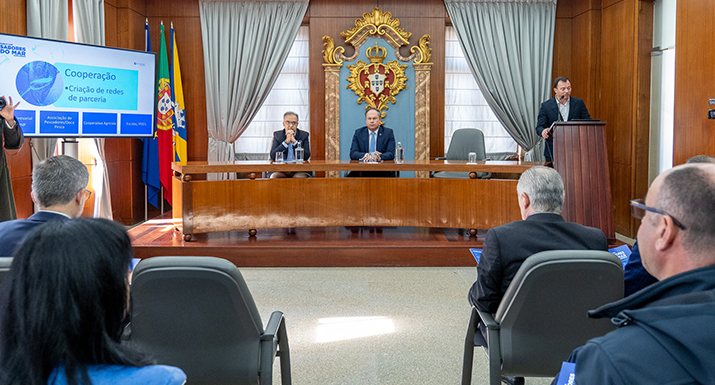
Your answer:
346;42;408;118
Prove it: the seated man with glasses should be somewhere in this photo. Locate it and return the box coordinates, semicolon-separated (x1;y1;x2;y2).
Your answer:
269;111;311;178
0;155;90;258
553;162;715;385
623;155;715;296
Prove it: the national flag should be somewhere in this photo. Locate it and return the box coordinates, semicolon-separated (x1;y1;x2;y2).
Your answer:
141;19;161;208
170;23;187;165
156;22;174;205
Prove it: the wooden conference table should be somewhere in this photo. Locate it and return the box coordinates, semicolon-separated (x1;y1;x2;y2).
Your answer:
171;160;544;240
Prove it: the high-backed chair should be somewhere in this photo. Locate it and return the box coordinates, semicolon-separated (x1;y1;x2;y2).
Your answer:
462;250;624;385
433;128;489;179
0;257;13;287
126;256;291;385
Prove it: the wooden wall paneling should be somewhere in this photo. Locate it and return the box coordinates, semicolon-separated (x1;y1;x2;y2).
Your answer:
610;162;632;236
105;1;118;48
572;0;601;16
555;0;573;19
146;0;200;17
309;0;378;18
114;0;145;14
600;0;634;166
673;0;715;164
571;10;601;119
552;18;573;85
7;140;32;219
633;0;653;209
377;0;446;18
116;5;146;51
0;0;26;35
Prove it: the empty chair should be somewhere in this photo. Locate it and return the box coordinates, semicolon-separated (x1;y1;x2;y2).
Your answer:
126;256;291;385
462;250;624;385
434;128;489;179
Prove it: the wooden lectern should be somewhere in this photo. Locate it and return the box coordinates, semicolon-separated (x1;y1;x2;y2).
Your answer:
551;121;615;239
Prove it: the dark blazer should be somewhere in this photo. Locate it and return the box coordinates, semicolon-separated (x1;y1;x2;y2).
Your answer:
0;211;70;258
270;128;310;161
536;96;591;161
1;118;23;222
468;212;608;313
623;240;657;297
349;125;396;161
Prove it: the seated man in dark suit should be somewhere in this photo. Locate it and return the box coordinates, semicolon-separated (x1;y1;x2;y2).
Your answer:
468;166;608;385
0;155;89;258
269;111;310;178
347;107;396;177
535;77;591;161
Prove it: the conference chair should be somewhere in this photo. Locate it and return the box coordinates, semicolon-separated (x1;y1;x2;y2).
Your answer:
433;128;489;179
461;250;624;385
126;256;291;385
0;257;12;287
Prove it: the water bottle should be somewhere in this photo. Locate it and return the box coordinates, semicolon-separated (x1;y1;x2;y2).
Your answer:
295;142;304;163
395;142;404;164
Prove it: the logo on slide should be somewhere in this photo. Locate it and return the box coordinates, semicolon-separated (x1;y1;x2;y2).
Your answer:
15;61;64;106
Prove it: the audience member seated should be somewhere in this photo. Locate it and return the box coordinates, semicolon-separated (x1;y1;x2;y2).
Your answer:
623;154;715;296
0;155;89;258
270;111;311;178
0;218;186;385
553;163;715;385
347;107;396;177
468;166;607;385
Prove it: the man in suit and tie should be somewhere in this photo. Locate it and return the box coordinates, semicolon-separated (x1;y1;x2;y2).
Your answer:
269;111;311;178
467;167;607;385
347;107;396;177
536;77;591;161
0;155;90;258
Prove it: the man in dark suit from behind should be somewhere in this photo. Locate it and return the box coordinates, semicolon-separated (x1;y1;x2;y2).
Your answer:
269;111;311;178
347;107;396;177
535;77;591;161
467;166;607;385
0;155;90;258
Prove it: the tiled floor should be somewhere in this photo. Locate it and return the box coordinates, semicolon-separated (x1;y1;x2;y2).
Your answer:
241;267;556;385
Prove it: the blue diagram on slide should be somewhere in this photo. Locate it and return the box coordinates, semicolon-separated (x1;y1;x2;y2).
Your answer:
15;61;64;106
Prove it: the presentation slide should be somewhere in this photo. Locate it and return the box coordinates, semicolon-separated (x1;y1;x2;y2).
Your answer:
0;33;156;138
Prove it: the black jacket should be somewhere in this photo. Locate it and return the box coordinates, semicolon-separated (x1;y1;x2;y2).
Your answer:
270;128;310;161
468;213;608;313
535;96;591;161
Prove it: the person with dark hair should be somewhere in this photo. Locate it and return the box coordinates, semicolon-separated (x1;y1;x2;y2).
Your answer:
535;77;591;161
554;163;715;384
269;111;311;178
0;155;90;258
0;218;186;385
623;154;715;296
0;95;24;223
347;107;396;177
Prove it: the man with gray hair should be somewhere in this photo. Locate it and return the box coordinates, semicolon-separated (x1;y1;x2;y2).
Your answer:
269;111;311;178
467;167;608;370
553;163;715;384
0;155;90;258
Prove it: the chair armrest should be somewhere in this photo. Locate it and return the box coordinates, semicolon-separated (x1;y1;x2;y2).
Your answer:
476;309;499;330
435;157;446;160
261;311;285;341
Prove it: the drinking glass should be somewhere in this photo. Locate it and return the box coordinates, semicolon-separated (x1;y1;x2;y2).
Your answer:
468;152;477;163
275;152;284;163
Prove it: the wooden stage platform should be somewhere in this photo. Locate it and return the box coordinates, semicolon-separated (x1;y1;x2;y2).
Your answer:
128;213;484;267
